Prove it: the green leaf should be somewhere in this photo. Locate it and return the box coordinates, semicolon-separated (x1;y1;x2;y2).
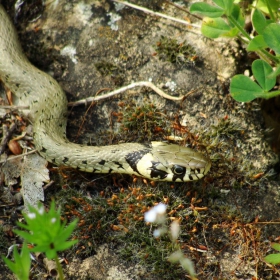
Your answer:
213;0;234;15
256;0;280;15
252;59;275;91
263;23;280;54
267;65;280;79
54;223;78;249
221;26;239;38
201;17;231;38
3;257;18;277
45;249;57;260
56;240;78;252
19;243;31;278
271;242;280;251
230;4;245;28
247;35;267;51
13;230;34;243
230;75;264;102
264;253;280;264
252;9;268;34
192;2;244;39
59;220;78;241
31;244;53;255
190;3;224;18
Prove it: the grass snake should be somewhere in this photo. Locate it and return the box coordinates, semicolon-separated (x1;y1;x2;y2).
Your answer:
0;5;211;182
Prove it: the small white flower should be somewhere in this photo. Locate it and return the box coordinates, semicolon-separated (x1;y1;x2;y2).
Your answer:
153;227;167;238
38;206;44;215
153;229;161;238
51;218;56;223
144;203;167;223
154;203;167;214
144;208;157;222
27;213;36;219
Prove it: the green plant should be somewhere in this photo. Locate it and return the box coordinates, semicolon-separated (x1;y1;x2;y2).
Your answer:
190;0;280;102
264;242;280;265
3;201;78;280
3;243;31;280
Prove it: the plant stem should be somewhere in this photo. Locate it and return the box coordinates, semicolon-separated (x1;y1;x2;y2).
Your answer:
258;49;280;64
228;15;279;64
264;90;280;99
228;15;251;41
55;255;64;280
265;0;275;22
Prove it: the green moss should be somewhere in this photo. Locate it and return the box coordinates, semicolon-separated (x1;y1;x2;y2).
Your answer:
95;61;119;76
209;118;243;139
116;100;167;143
49;178;209;277
94;60;124;85
155;36;198;66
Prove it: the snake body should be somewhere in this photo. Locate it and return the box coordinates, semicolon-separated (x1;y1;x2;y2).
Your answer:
0;5;211;182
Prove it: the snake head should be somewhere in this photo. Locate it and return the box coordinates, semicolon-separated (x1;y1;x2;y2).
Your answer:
147;142;211;182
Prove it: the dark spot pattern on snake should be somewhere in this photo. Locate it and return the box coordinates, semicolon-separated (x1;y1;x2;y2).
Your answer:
113;161;125;170
149;161;168;180
63;157;69;163
125;149;150;176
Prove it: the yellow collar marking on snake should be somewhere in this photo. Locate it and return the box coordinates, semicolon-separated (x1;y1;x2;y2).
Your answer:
0;5;211;182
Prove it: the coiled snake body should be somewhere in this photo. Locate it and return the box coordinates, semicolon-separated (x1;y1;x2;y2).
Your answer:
0;5;211;182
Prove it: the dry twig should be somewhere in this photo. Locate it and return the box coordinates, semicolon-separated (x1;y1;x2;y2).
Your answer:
68;81;185;107
112;0;201;28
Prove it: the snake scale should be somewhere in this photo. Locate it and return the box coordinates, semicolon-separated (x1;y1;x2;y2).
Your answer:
0;5;211;182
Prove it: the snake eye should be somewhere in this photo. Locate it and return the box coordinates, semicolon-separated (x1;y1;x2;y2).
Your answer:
172;165;185;175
